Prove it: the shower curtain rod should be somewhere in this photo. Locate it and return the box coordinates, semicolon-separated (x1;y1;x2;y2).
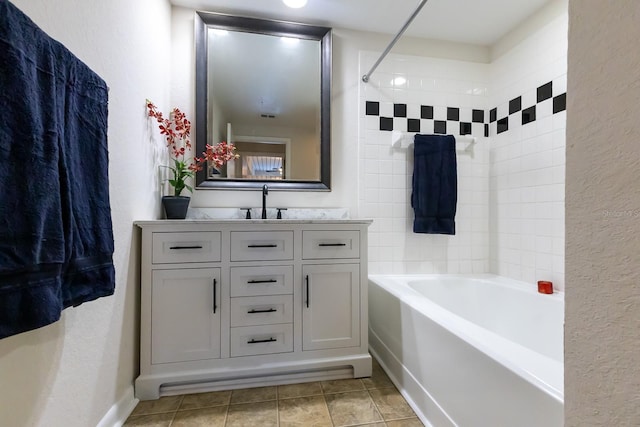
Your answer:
362;0;430;83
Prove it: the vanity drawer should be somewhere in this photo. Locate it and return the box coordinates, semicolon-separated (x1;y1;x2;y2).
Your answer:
230;295;293;327
230;265;293;297
230;231;294;261
302;230;360;259
152;232;222;264
230;324;293;357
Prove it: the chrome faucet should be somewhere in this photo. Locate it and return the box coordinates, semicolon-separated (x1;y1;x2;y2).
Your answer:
261;184;269;219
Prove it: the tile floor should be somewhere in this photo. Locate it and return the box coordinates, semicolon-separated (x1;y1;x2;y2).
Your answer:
124;358;424;427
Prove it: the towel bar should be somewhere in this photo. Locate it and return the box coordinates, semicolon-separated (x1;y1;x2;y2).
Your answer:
390;131;476;149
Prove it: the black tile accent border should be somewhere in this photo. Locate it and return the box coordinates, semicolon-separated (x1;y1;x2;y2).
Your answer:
434;121;447;134
366;101;379;116
522;106;536;125
485;80;566;136
380;117;393;131
497;117;509;134
421;105;434;119
472;109;484;123
365;81;566;137
509;96;522;114
490;108;497;123
408;119;420;133
553;93;566;113
537;81;553;102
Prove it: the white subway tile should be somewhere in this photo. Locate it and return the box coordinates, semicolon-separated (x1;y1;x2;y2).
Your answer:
420;119;434;134
364;188;379;203
553;74;567;95
538;99;553;118
434;105;447;120
379;102;393;117
364;174;380;189
364;116;379;131
365;160;379;175
537;116;554;135
393;118;407;132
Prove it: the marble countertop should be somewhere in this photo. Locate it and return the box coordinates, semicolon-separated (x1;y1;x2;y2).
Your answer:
186;207;351;220
135;207;373;226
134;218;373;226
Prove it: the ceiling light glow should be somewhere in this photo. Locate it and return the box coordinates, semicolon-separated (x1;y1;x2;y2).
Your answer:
281;36;300;45
283;0;307;8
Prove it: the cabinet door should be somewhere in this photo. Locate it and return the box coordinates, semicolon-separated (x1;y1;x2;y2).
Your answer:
151;268;221;364
302;264;360;351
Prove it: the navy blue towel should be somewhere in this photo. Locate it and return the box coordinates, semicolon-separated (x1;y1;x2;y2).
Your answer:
0;0;115;339
411;134;457;234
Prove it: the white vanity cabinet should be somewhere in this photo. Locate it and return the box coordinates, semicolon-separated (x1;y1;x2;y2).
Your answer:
135;219;371;400
151;268;222;364
302;263;360;351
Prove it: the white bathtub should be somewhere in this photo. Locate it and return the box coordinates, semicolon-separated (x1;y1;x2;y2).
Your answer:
368;274;564;427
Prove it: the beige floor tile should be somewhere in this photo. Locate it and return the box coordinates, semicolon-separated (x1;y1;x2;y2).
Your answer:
320;378;365;394
122;412;174;427
371;357;382;369
369;388;416;420
278;381;323;399
325;390;383;427
130;396;183;416
362;364;395;390
226;400;278;427
351;423;386;427
278;395;333;427
178;390;231;410
230;386;277;404
171;406;227;427
386;418;425;426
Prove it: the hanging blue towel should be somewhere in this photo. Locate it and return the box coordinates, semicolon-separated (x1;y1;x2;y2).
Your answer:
0;0;115;339
411;134;457;234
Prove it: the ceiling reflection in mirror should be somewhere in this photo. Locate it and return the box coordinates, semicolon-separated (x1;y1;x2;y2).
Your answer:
195;12;332;190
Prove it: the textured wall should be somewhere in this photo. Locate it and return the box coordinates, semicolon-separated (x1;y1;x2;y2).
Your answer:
565;0;640;424
0;0;172;426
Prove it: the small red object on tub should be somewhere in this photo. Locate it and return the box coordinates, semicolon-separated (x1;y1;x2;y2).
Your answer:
537;281;553;294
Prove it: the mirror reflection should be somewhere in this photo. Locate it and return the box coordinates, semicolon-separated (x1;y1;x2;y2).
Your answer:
194;12;332;190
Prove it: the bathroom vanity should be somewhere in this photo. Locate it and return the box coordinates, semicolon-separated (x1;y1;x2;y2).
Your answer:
134;219;372;400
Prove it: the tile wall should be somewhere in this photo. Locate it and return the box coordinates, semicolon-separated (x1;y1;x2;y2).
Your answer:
358;11;567;287
358;53;491;274
489;13;568;290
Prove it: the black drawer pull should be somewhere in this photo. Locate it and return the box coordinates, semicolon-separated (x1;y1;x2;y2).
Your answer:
169;245;203;250
247;308;277;314
247;279;278;284
212;278;217;313
247;244;278;248
318;243;347;247
248;337;276;344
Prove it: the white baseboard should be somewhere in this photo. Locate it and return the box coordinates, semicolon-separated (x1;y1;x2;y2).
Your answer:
96;386;139;427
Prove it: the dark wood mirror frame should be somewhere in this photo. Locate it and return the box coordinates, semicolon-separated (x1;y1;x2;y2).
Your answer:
194;11;332;191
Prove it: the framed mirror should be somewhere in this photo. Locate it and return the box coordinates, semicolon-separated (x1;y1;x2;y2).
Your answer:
194;11;332;190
